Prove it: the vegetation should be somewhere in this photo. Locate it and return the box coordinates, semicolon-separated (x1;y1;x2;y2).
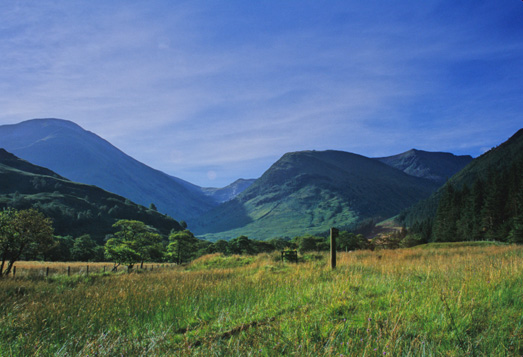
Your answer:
401;129;523;244
1;244;522;355
193;150;440;241
0;149;183;243
403;154;523;244
0;208;54;277
104;220;163;270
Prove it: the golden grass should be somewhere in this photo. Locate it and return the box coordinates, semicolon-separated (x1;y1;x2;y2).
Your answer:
1;244;522;355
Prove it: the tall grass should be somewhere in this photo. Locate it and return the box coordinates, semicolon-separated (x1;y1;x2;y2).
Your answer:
1;245;522;355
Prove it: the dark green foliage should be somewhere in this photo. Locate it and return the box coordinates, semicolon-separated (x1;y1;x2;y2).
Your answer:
46;236;75;261
212;240;229;254
0;208;55;276
402;129;523;243
228;235;256;255
292;235;329;253
0;149;183;243
71;235;99;262
167;230;200;264
337;231;367;251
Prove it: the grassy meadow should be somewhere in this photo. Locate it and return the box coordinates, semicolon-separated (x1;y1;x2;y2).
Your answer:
1;243;523;356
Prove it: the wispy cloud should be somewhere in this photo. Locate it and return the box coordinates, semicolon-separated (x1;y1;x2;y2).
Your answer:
0;1;522;186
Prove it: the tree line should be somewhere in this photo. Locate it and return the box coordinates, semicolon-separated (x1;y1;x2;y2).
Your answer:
402;156;523;244
0;207;377;274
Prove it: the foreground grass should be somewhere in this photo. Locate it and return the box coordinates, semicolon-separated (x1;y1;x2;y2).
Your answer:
1;245;523;356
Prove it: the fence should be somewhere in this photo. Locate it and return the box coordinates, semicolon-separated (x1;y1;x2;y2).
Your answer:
4;263;178;279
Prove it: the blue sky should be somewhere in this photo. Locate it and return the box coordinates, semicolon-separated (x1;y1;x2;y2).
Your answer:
1;1;522;187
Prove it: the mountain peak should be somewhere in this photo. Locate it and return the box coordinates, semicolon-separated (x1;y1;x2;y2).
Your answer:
376;150;473;184
16;118;84;130
0;119;218;220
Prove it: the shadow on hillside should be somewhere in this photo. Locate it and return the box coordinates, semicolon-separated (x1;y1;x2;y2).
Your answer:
190;199;253;234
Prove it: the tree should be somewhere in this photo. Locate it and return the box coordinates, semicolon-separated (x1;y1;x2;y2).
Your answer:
104;220;163;270
167;230;199;264
509;187;523;244
213;239;229;254
71;234;98;261
337;231;367;251
46;235;75;261
228;236;255;255
149;203;158;211
293;235;328;253
0;208;55;277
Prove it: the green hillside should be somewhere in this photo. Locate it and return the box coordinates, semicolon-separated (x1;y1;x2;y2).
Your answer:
0;149;182;242
400;128;523;242
193;150;439;240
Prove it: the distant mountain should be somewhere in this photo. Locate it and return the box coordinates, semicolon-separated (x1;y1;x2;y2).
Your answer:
192;150;440;240
0;149;183;242
201;179;256;203
0;118;217;222
376;149;473;184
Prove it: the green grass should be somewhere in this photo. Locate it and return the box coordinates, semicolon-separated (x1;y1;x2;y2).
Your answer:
417;241;507;249
1;244;523;355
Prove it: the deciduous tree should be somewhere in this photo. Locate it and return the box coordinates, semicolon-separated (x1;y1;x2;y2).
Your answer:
0;208;54;277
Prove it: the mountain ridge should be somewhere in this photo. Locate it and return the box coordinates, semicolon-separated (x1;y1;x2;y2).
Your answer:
193;149;441;240
0;118;218;222
375;149;473;184
0;149;183;241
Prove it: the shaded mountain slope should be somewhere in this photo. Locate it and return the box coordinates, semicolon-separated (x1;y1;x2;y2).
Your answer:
193;150;440;240
0;118;217;221
0;149;183;242
376;149;473;184
400;128;523;229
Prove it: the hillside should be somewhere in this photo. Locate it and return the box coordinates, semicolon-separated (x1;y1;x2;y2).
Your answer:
0;149;183;242
193;150;440;240
400;128;523;242
376;149;473;184
0;118;217;222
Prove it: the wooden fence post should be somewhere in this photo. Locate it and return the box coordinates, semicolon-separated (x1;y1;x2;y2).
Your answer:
86;265;89;275
46;267;49;277
330;227;339;270
67;266;70;276
12;266;16;278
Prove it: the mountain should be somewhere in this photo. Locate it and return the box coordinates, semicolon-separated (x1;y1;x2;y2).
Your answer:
400;128;523;242
192;150;440;240
375;149;473;184
0;118;217;222
201;179;256;203
446;129;523;188
0;149;183;242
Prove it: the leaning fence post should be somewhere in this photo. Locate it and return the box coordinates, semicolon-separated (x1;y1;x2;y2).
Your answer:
330;227;339;270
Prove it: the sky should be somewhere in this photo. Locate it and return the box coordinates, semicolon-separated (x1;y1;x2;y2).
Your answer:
0;1;522;187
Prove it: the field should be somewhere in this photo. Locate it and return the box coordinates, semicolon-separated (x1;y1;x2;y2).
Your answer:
1;243;523;356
